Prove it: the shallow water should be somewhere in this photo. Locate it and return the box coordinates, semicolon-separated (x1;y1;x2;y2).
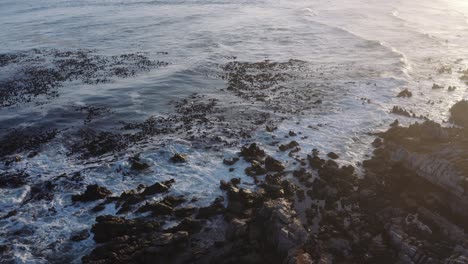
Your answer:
0;0;467;262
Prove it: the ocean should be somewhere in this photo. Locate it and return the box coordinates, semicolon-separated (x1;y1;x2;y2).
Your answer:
0;0;467;262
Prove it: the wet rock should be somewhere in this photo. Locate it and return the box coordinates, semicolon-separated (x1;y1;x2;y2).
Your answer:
327;152;339;159
245;161;267;176
0;171;29;188
161;195;186;207
167;217;202;234
91;215;161;243
266;125;278;132
432;83;444;89
128;154;150;171
223;157;239;166
397;89;413;98
174;207;196;218
137;201;173;216
289;130;297;137
197;197;225;219
279;141;299;152
391;106;412;117
307;154;325;170
240;143;266;162
170;153;187;163
449;100;468;127
448;86;457;92
70;229;90;242
372;138;383;148
265;156;285;172
142;179;174;196
72;184;112;202
23;181;55;203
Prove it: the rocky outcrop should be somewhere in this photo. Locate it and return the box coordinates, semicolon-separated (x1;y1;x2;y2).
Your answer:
449;100;468;127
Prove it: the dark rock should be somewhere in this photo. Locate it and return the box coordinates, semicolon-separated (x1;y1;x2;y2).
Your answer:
72;184;112;202
449;100;468;127
0;171;29;188
142;179;174;196
161;195;186;207
327;152;339;159
70;229;90;242
391;106;412;117
372;138;383;148
279;141;299;151
167;218;202;234
128;154;150;171
288;130;297;137
307;154;325;170
174;207;196;218
265;156;285;172
432;83;444;89
266;125;277;132
197;197;225;219
397;89;412;98
240;143;266;162
90;215;161;243
137;201;173;216
170;153;187;163
231;178;241;186
245;161;267;176
223;157;239;166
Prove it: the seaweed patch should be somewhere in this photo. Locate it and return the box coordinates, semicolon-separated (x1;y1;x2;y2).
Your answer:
0;49;168;107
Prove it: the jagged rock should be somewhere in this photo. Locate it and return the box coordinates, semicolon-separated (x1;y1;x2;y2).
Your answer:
128;154;150;171
170;153;187;163
72;184;112;202
289;131;297;137
307;154;325;169
90;215;161;243
70;229;90;242
142;179;174;196
397;89;413;98
137;201;173;216
167;218;202;234
265;156;285;172
279;141;299;152
240;143;266;162
245;161;267;176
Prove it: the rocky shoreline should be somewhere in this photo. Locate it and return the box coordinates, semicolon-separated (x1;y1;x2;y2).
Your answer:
1;49;467;263
71;102;468;263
